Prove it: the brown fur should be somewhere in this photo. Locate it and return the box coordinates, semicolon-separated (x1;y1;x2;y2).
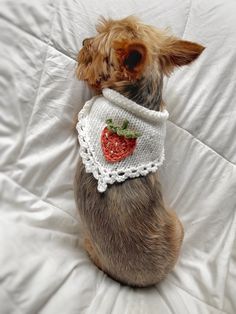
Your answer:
75;16;204;287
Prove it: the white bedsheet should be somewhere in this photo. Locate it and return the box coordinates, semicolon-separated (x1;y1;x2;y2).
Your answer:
0;0;235;313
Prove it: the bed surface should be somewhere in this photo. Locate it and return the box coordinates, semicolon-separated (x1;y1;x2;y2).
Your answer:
0;0;235;313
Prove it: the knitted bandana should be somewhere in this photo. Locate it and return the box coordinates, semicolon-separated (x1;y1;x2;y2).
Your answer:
76;88;169;193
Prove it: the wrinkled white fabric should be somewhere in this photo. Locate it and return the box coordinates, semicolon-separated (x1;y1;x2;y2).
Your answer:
0;1;236;314
77;88;169;192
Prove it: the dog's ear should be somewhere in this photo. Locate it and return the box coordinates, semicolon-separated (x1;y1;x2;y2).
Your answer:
113;40;148;79
159;38;205;75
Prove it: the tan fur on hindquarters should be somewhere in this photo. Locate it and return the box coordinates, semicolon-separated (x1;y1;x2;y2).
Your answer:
75;16;204;287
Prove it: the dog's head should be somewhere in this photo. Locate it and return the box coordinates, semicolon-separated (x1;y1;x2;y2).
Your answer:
77;16;204;92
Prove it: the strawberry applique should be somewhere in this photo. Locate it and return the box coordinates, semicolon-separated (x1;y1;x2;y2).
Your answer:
101;119;141;163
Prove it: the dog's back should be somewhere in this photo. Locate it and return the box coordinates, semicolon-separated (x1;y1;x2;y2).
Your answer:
75;160;183;287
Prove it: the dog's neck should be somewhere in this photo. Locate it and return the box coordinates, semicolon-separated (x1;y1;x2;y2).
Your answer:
121;77;163;111
112;65;163;111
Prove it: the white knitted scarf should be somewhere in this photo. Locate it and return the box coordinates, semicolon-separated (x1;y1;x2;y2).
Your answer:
76;88;169;192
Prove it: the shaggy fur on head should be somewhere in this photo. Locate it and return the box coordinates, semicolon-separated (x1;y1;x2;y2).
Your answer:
75;16;204;287
77;16;204;110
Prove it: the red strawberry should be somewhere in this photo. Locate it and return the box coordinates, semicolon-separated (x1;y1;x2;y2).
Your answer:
101;119;141;163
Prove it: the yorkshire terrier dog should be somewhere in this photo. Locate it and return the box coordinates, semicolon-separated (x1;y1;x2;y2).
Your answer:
74;16;204;287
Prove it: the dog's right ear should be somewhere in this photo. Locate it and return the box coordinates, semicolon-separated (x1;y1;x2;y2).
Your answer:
159;38;205;75
113;40;149;79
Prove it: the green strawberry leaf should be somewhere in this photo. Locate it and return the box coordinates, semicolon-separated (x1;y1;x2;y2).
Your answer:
105;119;141;139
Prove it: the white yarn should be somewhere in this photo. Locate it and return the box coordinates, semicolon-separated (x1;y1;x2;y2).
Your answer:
76;88;169;193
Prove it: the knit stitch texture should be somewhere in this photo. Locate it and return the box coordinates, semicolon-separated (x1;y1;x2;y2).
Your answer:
76;88;169;192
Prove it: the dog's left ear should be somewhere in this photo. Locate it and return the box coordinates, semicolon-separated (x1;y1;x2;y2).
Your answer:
113;40;149;79
159;38;205;75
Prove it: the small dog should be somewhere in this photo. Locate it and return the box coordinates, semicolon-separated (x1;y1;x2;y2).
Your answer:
74;16;204;287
